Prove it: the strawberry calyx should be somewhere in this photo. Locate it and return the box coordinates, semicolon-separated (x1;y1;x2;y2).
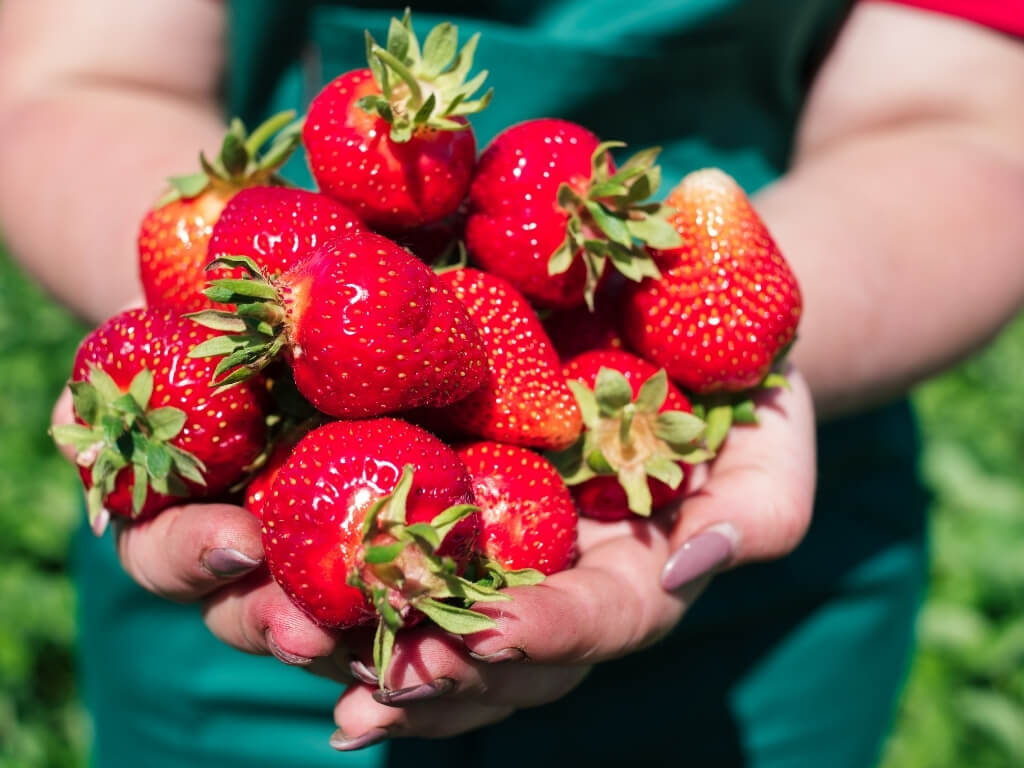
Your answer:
549;143;683;310
692;369;792;453
359;9;492;142
50;366;207;527
548;368;710;516
157;111;304;206
346;466;510;686
186;255;290;390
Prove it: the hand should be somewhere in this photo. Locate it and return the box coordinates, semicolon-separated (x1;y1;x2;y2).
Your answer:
51;386;352;681
328;369;817;751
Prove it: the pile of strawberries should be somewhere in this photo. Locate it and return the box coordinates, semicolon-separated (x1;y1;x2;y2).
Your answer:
53;12;801;677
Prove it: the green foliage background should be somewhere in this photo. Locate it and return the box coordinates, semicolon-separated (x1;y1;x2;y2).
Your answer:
1;244;1022;767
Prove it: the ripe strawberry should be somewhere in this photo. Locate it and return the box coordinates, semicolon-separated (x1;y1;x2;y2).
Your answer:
262;418;506;678
419;268;582;451
243;420;316;521
457;442;577;576
207;187;363;282
139;112;303;313
189;231;487;419
623;168;802;393
465;118;681;310
51;308;268;528
543;272;628;361
303;11;490;231
552;349;709;520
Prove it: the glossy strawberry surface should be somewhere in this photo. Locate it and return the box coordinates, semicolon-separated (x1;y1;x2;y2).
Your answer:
279;232;486;418
208;187;363;280
563;349;693;521
304;69;477;231
72;307;267;518
262;418;480;628
624;168;802;393
424;268;582;450
465;118;596;309
458;442;577;575
139;190;232;313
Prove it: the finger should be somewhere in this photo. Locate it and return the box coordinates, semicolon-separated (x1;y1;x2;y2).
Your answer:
200;571;343;675
330;682;514;750
661;369;817;591
460;522;711;665
352;623;590;708
51;386;78;463
116;502;265;602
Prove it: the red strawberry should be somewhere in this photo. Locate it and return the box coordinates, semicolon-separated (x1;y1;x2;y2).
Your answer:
465;118;680;309
189;231;487;419
139;112;302;313
552;349;709;520
420;268;582;451
457;442;577;576
303;11;490;231
243;421;315;521
52;308;268;528
623;168;802;393
543;272;628;361
207;187;363;281
262;418;505;678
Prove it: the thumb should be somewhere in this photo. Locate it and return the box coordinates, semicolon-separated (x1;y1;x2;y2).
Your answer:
661;369;817;592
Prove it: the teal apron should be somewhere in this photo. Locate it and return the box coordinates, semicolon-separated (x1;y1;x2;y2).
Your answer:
75;2;929;765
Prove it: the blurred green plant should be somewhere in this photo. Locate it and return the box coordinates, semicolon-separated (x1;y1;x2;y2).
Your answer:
0;247;88;767
1;239;1023;767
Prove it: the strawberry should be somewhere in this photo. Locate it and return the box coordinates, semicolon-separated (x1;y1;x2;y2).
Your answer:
464;118;681;310
457;442;577;576
51;308;268;529
551;349;709;520
188;231;487;419
303;11;490;231
543;272;628;361
623;168;802;393
419;268;582;451
207;187;363;281
262;418;506;679
138;112;303;313
243;420;316;521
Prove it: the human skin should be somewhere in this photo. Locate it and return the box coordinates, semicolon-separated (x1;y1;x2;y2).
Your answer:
4;0;1024;747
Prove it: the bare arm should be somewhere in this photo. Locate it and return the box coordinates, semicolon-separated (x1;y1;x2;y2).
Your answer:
0;0;227;323
758;3;1024;419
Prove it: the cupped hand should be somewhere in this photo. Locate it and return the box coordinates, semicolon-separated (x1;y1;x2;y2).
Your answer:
328;368;817;751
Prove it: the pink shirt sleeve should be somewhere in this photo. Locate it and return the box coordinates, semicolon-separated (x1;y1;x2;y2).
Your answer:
866;0;1024;37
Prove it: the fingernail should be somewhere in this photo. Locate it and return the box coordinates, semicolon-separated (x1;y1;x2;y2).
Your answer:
373;677;454;706
202;547;262;577
265;630;314;666
467;647;527;663
350;659;378;685
329;727;389;752
661;525;737;592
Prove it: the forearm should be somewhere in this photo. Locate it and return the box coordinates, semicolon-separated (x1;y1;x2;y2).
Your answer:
758;126;1024;419
0;87;223;322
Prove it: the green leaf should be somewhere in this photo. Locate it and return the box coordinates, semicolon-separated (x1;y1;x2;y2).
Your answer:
50;423;100;452
732;398;758;425
585;448;615;476
220;131;249;177
619;465;653;516
88;365;123;404
167;445;207;485
414;598;496;634
594;367;633;414
548;238;576;276
498;567;545;587
209;278;278;301
635;369;669;413
654;411;706;447
645;455;684;490
626;213;681;250
110;393;144;419
101;414;126;446
703;405;733;453
188;335;248;359
385;15;412;63
567;381;599;427
364;541;409;564
589;140;626;180
585;201;633;248
762;372;790;390
381;465;415;527
444;575;511;603
128;369;154;411
421;22;457;77
411;92;437;125
373;617;398;689
147;407;187;441
243;110;297;157
131;464;148;515
186;311;248;335
403;522;442;551
429;504;477;543
588;181;630;199
166;171;210;201
145;442;172;480
69;381;100;424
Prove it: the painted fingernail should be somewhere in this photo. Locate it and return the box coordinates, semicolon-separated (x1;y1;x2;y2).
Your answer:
467;647;527;663
350;659;378;685
202;547;262;577
373;677;454;706
661;525;737;592
265;630;314;666
329;727;389;752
